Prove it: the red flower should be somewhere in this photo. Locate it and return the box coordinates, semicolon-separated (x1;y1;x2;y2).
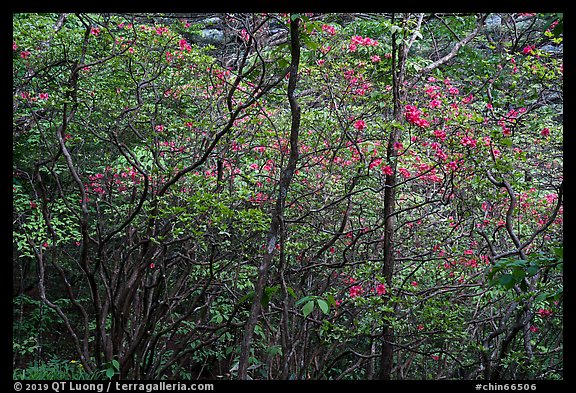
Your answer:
537;308;552;318
353;119;366;131
522;45;534;55
375;283;386;295
349;285;363;298
382;166;393;175
541;127;550;137
321;24;336;36
417;324;424;331
529;325;539;333
149;262;155;269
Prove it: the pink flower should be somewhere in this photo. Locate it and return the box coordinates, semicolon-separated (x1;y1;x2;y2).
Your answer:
39;93;49;100
544;193;557;203
149;262;155;269
316;59;325;66
462;94;473;104
155;26;169;35
522;45;534;55
431;355;439;361
29;201;37;209
179;39;192;52
486;103;493;109
460;136;477;148
382;165;393;175
433;129;447;141
410;281;418;287
447;161;458;171
155;124;164;132
417;324;424;331
371;55;381;63
249;163;259;170
448;87;459;95
393;142;404;151
349;285;363;298
353;119;366;131
375;283;386;295
321;24;336;36
12;42;17;51
541;127;550;137
20;51;31;59
537;308;553;318
90;27;100;36
429;99;442;108
398;167;411;178
369;158;382;170
529;325;539;333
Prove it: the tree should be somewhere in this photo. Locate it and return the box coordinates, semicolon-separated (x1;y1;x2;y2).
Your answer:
13;12;562;381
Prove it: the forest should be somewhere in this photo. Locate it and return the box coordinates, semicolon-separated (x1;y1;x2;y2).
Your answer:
12;12;563;381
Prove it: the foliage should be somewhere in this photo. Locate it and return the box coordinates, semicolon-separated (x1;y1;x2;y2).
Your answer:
13;12;562;381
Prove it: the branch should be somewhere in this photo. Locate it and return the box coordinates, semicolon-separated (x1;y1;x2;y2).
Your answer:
407;14;488;87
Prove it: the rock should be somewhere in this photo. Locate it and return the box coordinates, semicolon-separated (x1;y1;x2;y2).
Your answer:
485;14;502;30
198;29;225;45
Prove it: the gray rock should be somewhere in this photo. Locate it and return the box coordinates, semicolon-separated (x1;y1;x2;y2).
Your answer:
485;14;502;29
194;29;225;45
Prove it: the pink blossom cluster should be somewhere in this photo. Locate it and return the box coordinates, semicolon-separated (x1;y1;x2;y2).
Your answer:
348;35;378;52
86;167;142;196
342;69;372;96
460;135;477;148
537;308;553;318
321;24;336;36
405;105;430;128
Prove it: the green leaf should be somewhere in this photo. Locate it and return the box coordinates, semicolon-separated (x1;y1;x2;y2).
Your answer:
497;274;515;289
112;359;120;370
512;268;526;282
277;57;290;69
286;287;297;299
526;263;539;277
105;368;114;379
317;299;329;314
553;246;563;261
295;295;312;306
239;291;255;304
302;300;315;317
534;292;549;303
326;294;336;307
261;285;280;307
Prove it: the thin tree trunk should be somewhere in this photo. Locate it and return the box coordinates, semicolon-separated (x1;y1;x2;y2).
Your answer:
237;15;301;380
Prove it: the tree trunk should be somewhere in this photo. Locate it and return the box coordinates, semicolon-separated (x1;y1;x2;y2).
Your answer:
237;15;301;380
